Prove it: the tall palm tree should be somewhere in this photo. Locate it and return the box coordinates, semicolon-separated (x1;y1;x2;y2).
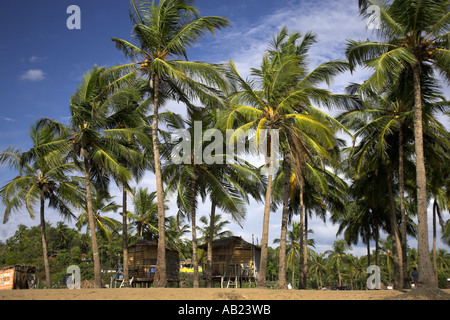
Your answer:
338;88;408;288
0;123;82;288
110;0;230;287
225;27;353;287
202;108;264;288
346;0;449;288
164;107;252;288
40;66;141;288
107;78;151;287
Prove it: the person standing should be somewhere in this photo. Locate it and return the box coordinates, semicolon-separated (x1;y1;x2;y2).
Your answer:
411;268;419;288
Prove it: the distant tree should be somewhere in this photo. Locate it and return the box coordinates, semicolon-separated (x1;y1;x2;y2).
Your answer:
0;123;82;288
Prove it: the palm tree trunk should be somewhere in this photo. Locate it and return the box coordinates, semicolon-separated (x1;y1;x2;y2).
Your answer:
398;120;409;288
316;271;320;290
191;174;199;288
122;188;129;287
366;223;371;268
206;200;216;288
152;74;167;288
412;64;437;288
83;150;102;288
277;154;291;289
386;165;403;289
338;267;342;287
298;181;306;289
40;191;51;289
432;199;438;280
375;213;379;266
257;144;274;288
292;262;295;289
303;210;308;286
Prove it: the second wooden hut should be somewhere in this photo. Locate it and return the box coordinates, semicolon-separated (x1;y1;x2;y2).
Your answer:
127;240;180;287
199;236;261;288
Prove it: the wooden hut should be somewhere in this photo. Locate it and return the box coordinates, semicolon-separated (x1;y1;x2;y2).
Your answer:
127;240;180;287
0;265;36;290
199;236;261;288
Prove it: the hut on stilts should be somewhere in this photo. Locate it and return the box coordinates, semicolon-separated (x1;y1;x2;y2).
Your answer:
199;236;261;288
126;240;180;287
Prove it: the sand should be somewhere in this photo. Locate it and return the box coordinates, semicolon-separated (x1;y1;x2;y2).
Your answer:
1;288;448;300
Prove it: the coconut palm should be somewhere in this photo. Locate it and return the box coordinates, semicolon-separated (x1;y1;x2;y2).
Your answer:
338;89;407;288
108;78;151;287
109;0;231;287
164;107;258;288
309;251;328;289
346;0;449;288
165;215;191;260
225;27;354;288
379;237;395;284
129;187;159;241
198;214;232;243
339;76;448;288
39;66;143;288
325;240;353;287
76;190;121;241
0;123;83;288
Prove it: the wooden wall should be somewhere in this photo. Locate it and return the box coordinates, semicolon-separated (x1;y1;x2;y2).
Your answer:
128;244;179;282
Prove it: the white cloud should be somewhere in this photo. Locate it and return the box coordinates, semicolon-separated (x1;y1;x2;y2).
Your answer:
29;56;47;63
1;117;14;122
20;69;46;81
214;0;369;74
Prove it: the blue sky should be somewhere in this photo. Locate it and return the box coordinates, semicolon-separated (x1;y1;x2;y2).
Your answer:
0;0;448;255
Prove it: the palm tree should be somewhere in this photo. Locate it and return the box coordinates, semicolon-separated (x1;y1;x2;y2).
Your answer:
379;237;394;285
338;88;408;288
129;187;159;240
346;0;449;288
225;27;353;287
309;251;328;289
325;240;352;287
164;107;252;288
198;214;232;243
165;215;191;260
434;249;449;274
40;66;142;288
0;123;82;288
110;0;231;287
76;190;121;241
107;78;151;287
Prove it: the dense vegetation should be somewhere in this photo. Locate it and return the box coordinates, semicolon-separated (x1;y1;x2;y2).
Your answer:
1;222;448;289
0;0;449;291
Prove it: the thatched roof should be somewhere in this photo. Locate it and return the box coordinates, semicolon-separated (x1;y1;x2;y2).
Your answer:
128;240;179;252
198;236;260;250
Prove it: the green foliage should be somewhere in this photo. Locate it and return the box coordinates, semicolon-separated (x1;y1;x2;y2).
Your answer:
0;0;448;290
0;222;126;287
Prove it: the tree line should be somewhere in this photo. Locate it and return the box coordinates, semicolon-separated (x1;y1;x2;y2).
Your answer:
1;221;448;289
0;0;449;291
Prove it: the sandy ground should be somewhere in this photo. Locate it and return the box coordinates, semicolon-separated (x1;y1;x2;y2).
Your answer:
2;288;448;300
